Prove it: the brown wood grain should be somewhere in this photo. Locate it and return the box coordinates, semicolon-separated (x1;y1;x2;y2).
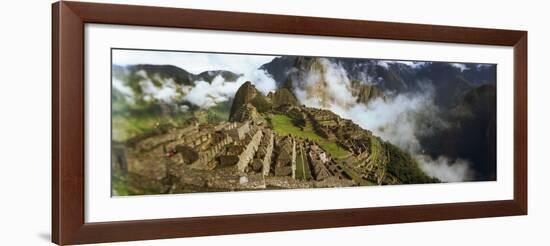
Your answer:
52;2;86;244
514;33;528;213
64;1;524;46
52;1;528;245
51;3;59;243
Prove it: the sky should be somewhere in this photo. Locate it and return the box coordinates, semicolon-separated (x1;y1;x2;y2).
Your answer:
112;49;280;107
112;49;277;75
111;49;493;182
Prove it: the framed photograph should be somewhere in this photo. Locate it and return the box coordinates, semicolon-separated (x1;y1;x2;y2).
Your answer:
52;1;527;245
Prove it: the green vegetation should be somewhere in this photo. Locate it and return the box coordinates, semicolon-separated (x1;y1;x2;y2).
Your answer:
249;95;272;113
112;64;239;142
384;143;439;184
271;114;349;159
271;114;313;138
111;171;159;196
111;103;230;142
294;145;312;181
130;64;195;85
271;110;432;186
272;114;375;186
272;88;299;108
197;70;241;82
321;143;349;159
366;135;385;165
112;90;231;141
112;114;189;142
111;171;131;196
336;162;375;186
205;100;231;122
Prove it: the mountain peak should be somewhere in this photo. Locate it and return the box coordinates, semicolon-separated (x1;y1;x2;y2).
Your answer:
229;82;273;120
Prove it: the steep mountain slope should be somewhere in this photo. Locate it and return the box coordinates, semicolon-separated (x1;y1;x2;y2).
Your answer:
112;55;497;183
112;64;243;141
113;64;243;105
419;84;497;180
259;56;295;87
229;81;272;118
279;57;386;108
229;83;439;185
259;56;496;105
115;64;241;85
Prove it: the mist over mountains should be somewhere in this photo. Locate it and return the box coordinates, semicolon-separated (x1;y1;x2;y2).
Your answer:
261;56;496;181
112;52;496;182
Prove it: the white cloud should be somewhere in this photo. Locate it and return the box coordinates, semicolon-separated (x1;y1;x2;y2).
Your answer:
351;94;473;182
377;61;390;69
112;49;276;75
183;71;277;108
347;94;426;153
451;63;470;72
343;93;473;182
378;60;428;69
291;58;474;182
133;70;180;103
241;69;277;95
291;58;356;110
113;49;278;108
141;79;178;102
112;78;133;97
185;75;244;108
476;64;494;70
416;155;473;182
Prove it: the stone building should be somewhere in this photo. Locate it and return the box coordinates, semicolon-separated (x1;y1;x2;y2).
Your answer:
228;121;250;141
274;136;295;177
236;126;263;173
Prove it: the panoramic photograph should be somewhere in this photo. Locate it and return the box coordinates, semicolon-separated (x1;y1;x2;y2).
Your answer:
111;48;497;196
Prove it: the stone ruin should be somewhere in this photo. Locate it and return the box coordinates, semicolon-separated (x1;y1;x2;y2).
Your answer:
114;81;407;194
273;135;295;177
111;77;440;195
117;114;363;194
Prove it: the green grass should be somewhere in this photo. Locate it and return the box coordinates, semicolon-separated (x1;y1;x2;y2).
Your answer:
112;170;167;196
384;143;440;184
112;100;231;142
321;142;349;159
206;100;231;122
295;152;305;180
272;114;318;138
271;114;376;186
294;144;312;181
112;114;191;142
336;162;375;186
271;114;350;159
111;171;133;196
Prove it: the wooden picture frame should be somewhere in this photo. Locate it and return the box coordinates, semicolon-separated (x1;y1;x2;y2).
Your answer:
52;1;527;245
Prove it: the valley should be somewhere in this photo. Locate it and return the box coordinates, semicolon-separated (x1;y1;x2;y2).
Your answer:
111;51;496;195
112;82;437;195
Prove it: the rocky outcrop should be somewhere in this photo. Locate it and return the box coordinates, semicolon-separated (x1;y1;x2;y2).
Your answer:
306;143;333;181
273;136;295;176
420;84;497;180
227;121;250;141
271;88;299;109
236;128;263;173
229;103;266;126
230;81;257;117
117;83;439;196
350;80;386;104
229;81;272;120
255;129;274;176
